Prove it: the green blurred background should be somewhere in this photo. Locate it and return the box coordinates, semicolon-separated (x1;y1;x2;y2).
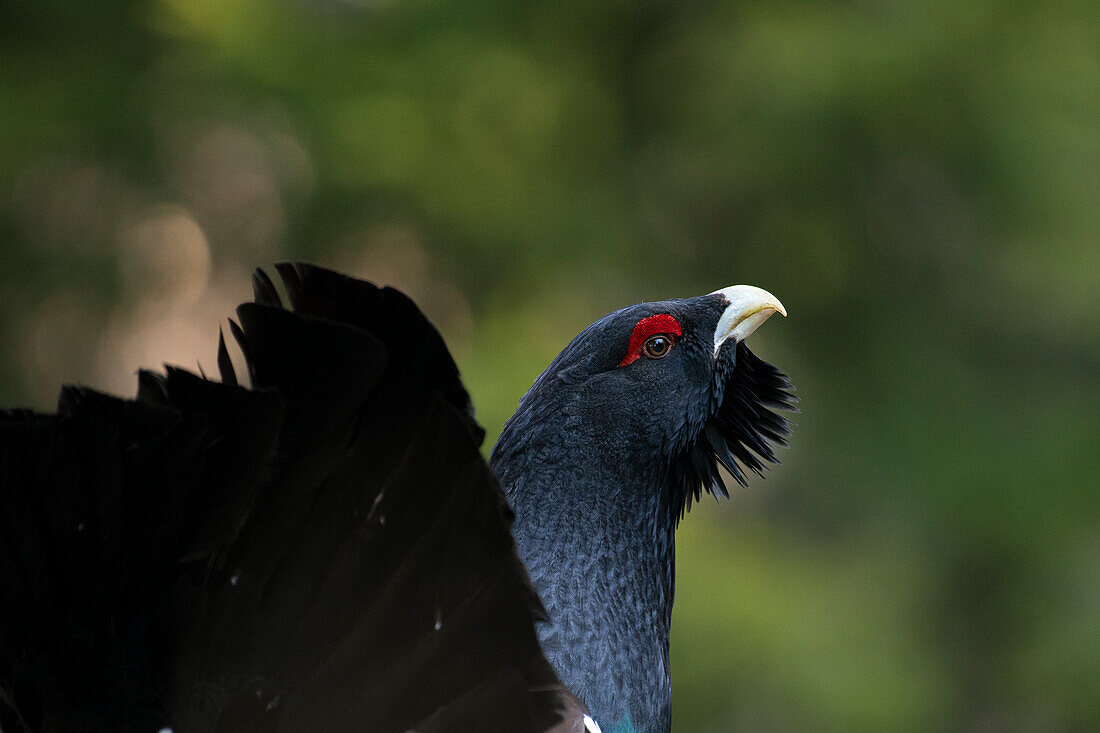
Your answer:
2;1;1098;730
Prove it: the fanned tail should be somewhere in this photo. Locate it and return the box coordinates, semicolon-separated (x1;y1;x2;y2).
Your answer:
0;263;567;732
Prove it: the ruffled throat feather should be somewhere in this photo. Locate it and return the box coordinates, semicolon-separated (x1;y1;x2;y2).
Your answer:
667;341;797;521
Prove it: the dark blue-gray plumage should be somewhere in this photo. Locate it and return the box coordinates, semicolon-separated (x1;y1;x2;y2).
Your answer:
492;290;795;733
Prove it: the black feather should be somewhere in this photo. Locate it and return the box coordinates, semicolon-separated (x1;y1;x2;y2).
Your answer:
216;329;237;387
0;264;569;733
251;268;282;309
669;341;797;520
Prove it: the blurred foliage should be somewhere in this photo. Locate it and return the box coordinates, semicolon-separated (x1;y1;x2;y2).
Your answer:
2;0;1099;730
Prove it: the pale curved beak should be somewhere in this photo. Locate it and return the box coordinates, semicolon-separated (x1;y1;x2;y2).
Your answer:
710;285;786;357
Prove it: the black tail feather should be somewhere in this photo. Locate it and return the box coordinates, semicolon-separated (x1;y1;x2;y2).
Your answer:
0;263;566;732
250;268;282;309
216;329;237;387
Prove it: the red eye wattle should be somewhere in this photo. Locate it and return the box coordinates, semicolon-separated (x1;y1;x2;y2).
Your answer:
619;314;682;367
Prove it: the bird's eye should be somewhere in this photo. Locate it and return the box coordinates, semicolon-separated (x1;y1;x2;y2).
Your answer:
643;334;673;359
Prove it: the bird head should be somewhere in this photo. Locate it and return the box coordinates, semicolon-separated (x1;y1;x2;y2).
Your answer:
493;285;795;521
491;284;796;731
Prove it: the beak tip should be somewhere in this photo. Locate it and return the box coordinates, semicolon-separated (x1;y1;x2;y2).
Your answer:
710;284;787;351
711;285;787;318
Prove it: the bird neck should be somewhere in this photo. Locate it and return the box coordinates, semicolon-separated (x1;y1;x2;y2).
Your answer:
493;443;676;733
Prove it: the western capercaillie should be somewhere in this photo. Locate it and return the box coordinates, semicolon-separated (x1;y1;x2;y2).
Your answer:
0;264;794;733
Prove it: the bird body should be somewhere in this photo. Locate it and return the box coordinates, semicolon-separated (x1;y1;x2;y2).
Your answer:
0;265;794;732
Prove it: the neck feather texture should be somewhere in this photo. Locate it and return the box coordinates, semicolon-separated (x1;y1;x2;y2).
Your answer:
493;436;676;733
